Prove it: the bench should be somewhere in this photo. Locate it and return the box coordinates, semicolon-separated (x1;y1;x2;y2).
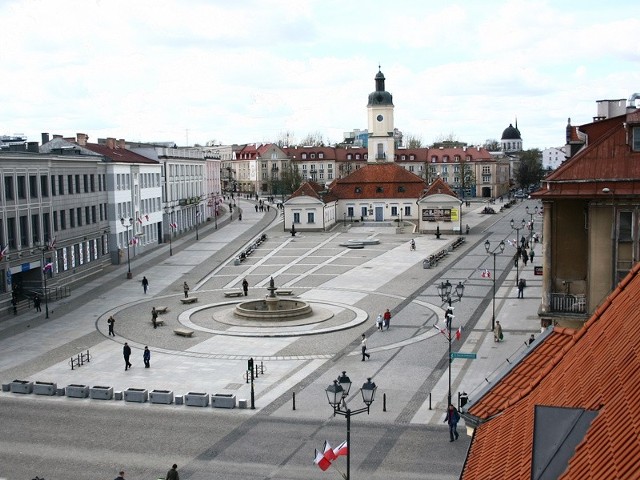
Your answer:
451;237;465;250
181;297;198;304
276;290;293;296
152;318;165;326
155;306;169;314
224;291;244;298
174;328;194;337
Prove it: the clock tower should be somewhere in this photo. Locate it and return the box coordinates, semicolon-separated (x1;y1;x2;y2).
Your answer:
367;68;395;163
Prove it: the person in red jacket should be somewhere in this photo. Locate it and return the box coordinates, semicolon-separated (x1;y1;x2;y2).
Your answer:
383;309;391;330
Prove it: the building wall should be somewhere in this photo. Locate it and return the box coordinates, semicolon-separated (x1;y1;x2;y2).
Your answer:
588;204;614;310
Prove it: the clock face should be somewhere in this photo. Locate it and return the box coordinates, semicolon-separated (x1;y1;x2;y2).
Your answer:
376;114;384;122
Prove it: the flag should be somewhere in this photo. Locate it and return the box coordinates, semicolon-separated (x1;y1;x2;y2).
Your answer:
455;326;462;341
170;222;177;229
129;237;139;246
434;324;449;339
314;449;331;471
0;245;8;260
333;441;348;458
43;262;53;273
323;441;336;461
47;236;56;250
481;269;491;278
137;217;143;224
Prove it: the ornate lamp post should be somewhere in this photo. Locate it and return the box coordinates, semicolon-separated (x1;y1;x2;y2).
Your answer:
485;239;505;331
510;218;526;285
120;217;134;279
437;280;465;405
195;209;200;241
36;240;53;319
525;205;538;242
325;372;377;480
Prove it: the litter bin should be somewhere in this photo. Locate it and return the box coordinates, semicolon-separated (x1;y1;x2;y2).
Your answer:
423;259;430;269
459;391;468;409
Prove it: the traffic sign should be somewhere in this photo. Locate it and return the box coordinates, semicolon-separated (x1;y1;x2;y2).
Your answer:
451;352;477;359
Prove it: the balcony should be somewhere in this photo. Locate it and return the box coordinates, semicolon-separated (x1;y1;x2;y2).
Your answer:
549;293;586;314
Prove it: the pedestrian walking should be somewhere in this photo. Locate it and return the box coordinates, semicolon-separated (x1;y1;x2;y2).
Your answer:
33;293;41;312
494;321;503;342
410;239;416;251
183;281;190;298
242;278;249;296
143;346;151;368
444;404;460;442
114;470;126;480
166;463;180;480
376;313;383;331
11;296;17;315
107;316;116;336
361;333;370;361
151;307;158;329
529;249;535;264
517;278;526;299
522;250;528;266
123;342;132;370
383;308;391;330
142;276;149;294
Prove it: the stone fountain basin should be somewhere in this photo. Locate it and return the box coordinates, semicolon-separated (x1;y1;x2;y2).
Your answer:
235;299;312;320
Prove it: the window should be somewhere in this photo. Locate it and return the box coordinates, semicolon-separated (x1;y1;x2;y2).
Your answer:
361;206;368;218
4;176;14;200
84;174;89;193
92;206;96;223
409;165;414;172
398;186;405;192
633;126;640;151
347;206;354;217
401;155;406;161
17;176;26;199
7;217;17;248
43;212;50;240
77;208;82;226
376;186;383;193
293;212;300;224
482;175;491;183
31;214;40;243
307;212;315;223
60;210;66;230
90;174;95;192
86;206;91;224
40;175;49;197
319;153;324;159
355;187;362;193
69;209;75;228
51;176;56;196
391;206;398;216
30;175;38;198
19;215;28;246
431;156;438;163
68;175;74;194
443;156;449;162
310;153;316;159
53;211;59;231
302;153;307;159
75;175;80;193
404;206;411;216
58;175;64;195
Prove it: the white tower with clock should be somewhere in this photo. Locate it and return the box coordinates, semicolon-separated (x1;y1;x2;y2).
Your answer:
367;68;395;163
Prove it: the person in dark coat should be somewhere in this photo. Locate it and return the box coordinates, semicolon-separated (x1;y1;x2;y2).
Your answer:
107;316;116;336
33;294;41;312
183;282;190;298
166;463;180;480
522;250;528;266
242;278;249;296
518;278;526;299
123;343;132;370
142;276;149;294
151;307;158;329
143;346;151;368
529;249;535;264
444;404;461;442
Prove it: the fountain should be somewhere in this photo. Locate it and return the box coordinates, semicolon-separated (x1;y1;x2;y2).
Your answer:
234;277;313;320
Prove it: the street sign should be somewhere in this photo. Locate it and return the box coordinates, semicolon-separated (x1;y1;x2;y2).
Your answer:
451;352;477;359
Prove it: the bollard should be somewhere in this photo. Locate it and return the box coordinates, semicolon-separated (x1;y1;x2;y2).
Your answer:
383;393;386;412
292;391;296;411
429;392;432;410
260;361;265;375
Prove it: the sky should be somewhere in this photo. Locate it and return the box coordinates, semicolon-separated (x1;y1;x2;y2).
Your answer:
1;0;639;150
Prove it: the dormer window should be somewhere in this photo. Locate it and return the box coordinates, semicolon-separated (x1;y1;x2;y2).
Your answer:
398;186;405;192
431;156;438;163
410;155;415;160
355;187;362;193
376;186;383;193
355;154;360;160
347;154;352;160
302;153;307;159
310;153;316;159
401;155;406;161
443;155;449;162
319;152;324;159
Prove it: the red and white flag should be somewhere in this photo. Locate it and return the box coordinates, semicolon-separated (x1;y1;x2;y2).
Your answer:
0;244;8;260
323;441;337;461
333;441;348;458
137;217;143;224
129;237;139;246
481;269;491;279
455;326;462;341
314;449;331;471
170;222;177;229
43;262;53;273
433;324;449;340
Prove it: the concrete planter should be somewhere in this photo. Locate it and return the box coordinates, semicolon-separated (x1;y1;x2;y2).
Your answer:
184;392;209;407
149;390;174;404
10;380;34;394
174;395;183;405
211;393;236;409
34;381;57;396
124;388;148;403
238;398;248;409
90;385;114;400
2;383;10;392
66;384;89;398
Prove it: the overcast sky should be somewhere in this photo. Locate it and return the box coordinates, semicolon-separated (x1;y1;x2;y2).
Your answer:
1;0;639;150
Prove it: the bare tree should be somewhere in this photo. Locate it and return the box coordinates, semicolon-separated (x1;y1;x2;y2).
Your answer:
404;134;423;148
482;139;501;151
299;131;326;147
431;133;467;149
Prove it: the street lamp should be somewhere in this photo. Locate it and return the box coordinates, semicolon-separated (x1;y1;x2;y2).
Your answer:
325;372;377;480
436;280;464;406
164;207;174;256
120;217;133;279
484;239;505;331
510;218;526;285
36;241;52;319
525;205;538;242
195;209;200;241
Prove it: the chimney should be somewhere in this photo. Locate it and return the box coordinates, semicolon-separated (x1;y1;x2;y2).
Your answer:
76;133;88;146
118;138;126;149
27;142;39;153
41;132;50;144
52;134;62;139
106;137;116;149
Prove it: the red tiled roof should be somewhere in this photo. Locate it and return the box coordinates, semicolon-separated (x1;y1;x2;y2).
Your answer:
83;143;158;164
289;181;337;204
533;110;640;199
422;177;459;198
461;262;640;480
329;163;426;199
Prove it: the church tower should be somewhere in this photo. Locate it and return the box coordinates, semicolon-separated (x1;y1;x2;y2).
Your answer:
367;68;395;163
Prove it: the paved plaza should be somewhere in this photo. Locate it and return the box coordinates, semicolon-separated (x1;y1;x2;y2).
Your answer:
0;197;544;478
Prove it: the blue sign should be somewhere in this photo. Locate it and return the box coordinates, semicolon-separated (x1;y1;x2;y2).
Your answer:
451;352;477;360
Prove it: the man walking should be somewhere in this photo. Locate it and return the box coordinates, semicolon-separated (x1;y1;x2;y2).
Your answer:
33;294;41;312
143;346;151;368
361;333;370;361
444;404;460;442
242;278;249;296
518;278;526;299
183;281;190;298
151;307;158;329
166;463;180;480
142;276;149;294
123;342;132;370
107;316;116;336
383;309;391;330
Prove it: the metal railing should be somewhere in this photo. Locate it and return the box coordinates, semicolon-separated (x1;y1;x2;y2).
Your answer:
549;293;586;314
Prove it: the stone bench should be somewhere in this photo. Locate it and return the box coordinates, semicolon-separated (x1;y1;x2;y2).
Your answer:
224;291;244;298
155;306;169;314
276;290;293;296
180;297;198;304
152;318;165;326
174;328;194;337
